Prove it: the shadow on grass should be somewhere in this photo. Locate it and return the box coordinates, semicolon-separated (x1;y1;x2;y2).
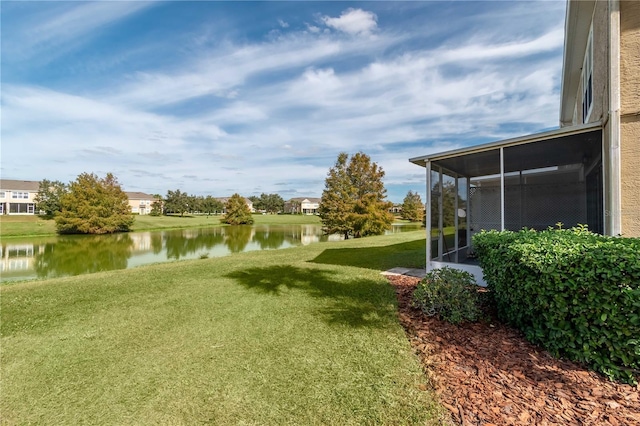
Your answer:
309;239;426;271
225;265;395;328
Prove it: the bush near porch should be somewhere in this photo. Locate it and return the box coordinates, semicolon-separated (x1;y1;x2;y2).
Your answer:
473;226;640;384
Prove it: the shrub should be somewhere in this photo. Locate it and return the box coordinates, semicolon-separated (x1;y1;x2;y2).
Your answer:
412;267;480;325
473;226;640;384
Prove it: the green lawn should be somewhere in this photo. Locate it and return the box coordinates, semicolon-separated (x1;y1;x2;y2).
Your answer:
0;214;322;239
1;231;443;425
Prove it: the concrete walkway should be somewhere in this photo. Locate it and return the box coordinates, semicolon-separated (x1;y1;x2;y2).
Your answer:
381;267;427;279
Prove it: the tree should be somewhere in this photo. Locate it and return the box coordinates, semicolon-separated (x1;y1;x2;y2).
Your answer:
55;172;134;234
319;152;394;239
149;195;163;216
221;194;254;225
34;179;68;216
164;189;189;216
255;193;284;214
201;195;224;215
430;181;462;227
401;190;424;222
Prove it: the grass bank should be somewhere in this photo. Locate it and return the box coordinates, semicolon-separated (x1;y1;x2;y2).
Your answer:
1;231;442;424
0;214;322;239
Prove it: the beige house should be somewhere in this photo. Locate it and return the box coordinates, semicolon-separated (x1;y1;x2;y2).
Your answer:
125;192;157;215
285;197;321;214
409;0;639;283
0;180;39;215
216;197;255;213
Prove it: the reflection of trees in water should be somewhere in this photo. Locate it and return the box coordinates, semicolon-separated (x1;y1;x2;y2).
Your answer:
34;234;133;278
164;228;225;259
224;226;252;253
151;233;163;254
252;228;285;250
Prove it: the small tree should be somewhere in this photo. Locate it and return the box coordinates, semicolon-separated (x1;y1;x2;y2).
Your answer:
222;194;254;225
319;152;393;238
149;195;163;216
55;172;134;234
401;190;424;222
34;179;68;217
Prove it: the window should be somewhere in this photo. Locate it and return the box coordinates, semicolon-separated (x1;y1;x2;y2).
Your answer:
582;25;593;123
0;192;5;198
11;192;29;199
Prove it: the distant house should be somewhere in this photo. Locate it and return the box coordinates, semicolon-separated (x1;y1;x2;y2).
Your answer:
409;0;639;283
125;192;157;215
285;197;321;214
0;180;39;215
216;197;255;213
390;204;403;214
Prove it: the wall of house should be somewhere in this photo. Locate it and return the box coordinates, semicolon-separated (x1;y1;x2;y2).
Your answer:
0;189;38;215
620;0;640;236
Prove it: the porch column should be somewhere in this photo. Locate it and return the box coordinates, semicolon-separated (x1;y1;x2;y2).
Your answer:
425;160;432;272
500;147;505;231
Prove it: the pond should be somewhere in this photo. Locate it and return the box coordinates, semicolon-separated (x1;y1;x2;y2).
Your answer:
0;223;422;283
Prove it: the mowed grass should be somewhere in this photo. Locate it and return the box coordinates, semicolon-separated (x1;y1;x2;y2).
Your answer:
0;214;322;238
1;231;443;425
0;215;57;238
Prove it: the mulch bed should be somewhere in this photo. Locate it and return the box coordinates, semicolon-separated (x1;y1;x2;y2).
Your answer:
388;275;640;426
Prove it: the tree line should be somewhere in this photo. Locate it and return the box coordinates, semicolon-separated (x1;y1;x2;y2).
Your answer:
34;153;428;236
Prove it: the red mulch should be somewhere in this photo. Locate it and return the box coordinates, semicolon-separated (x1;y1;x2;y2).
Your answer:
388;275;640;426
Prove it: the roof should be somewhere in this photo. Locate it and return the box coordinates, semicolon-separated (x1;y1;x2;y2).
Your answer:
125;191;157;200
0;179;40;191
287;197;321;203
409;122;602;177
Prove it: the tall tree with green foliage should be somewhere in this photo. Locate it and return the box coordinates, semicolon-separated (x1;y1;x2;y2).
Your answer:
254;193;284;214
164;189;189;216
319;152;393;239
201;196;224;215
55;173;134;234
401;190;424;222
34;179;68;216
222;194;254;225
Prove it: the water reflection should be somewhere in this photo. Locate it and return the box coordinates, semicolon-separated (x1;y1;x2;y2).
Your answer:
34;234;134;278
1;223;422;282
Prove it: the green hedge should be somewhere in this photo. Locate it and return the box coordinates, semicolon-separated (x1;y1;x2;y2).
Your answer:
473;226;640;384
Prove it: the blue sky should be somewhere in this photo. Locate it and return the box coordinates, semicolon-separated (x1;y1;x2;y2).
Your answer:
1;1;567;203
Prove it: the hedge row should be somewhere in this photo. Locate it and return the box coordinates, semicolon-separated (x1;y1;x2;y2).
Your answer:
472;226;640;384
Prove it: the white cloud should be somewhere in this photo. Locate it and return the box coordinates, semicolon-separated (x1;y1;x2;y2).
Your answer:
1;3;565;201
321;8;378;36
3;2;155;64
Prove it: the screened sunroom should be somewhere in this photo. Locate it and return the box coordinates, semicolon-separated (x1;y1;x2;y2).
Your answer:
409;123;604;285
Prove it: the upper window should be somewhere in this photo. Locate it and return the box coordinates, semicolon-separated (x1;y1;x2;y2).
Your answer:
582;25;593;123
11;192;29;199
0;191;5;198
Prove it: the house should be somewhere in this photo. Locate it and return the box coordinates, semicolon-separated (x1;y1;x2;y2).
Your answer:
409;0;639;283
216;197;255;213
125;192;157;215
0;179;39;215
284;197;321;214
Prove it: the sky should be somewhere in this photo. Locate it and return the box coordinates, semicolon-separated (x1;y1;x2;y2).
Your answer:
1;0;567;203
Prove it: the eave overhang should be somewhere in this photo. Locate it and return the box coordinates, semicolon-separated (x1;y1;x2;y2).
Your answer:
409;121;603;173
560;0;597;126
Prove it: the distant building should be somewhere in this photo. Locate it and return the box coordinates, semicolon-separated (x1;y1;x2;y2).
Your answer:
0;179;39;215
284;197;321;214
216;197;255;213
125;192;157;215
